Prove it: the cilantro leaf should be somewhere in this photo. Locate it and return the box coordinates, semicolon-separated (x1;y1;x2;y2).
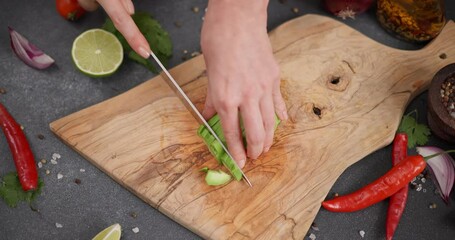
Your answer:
103;12;173;73
0;172;44;208
398;114;431;149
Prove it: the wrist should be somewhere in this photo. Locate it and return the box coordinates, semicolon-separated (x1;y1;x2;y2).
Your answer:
206;0;269;26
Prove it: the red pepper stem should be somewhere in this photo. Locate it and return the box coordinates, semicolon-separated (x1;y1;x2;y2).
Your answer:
423;150;455;161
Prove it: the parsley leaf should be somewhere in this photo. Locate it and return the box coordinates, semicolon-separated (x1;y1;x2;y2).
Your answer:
398;113;431;149
0;172;44;208
103;12;173;73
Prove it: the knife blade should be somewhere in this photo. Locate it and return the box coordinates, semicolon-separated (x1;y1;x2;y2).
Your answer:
149;51;252;187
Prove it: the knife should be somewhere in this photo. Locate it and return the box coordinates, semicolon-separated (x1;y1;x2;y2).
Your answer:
149;51;252;187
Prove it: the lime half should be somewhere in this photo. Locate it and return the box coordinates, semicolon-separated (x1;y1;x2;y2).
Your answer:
92;223;121;240
72;29;123;77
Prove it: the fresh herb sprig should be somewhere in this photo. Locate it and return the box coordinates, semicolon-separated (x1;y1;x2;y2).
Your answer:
103;12;173;73
0;172;44;208
398;110;431;149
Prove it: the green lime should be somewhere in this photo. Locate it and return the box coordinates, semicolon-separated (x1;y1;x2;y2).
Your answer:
72;29;123;77
92;223;121;240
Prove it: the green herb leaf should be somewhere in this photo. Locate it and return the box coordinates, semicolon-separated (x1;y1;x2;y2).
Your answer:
128;51;157;72
103;12;173;73
398;113;431;149
0;172;44;208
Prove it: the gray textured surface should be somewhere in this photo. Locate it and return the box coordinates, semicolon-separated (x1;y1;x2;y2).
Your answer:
0;0;454;239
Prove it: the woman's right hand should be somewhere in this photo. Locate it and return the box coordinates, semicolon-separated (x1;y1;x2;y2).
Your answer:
79;0;151;59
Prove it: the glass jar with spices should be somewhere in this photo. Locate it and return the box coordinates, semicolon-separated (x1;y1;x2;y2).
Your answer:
376;0;446;42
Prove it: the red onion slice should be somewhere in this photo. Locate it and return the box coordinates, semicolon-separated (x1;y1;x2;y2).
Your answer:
417;146;455;204
8;27;55;69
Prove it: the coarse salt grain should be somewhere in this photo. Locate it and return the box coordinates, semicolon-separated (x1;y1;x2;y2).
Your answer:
416;184;423;191
421;178;426;183
309;233;316;240
38;162;42;169
51;159;58;165
80;169;86;172
55;223;63;228
132;227;139;233
57;173;63;180
191;51;200;57
359;230;365;238
311;225;319;231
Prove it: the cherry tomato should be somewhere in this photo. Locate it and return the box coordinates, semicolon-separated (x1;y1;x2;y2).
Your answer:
56;0;86;21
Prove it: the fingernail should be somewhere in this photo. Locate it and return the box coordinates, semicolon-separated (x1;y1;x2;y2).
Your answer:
138;47;150;59
282;110;289;121
238;159;246;168
126;0;135;15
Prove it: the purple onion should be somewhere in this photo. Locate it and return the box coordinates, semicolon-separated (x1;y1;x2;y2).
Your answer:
416;146;455;204
8;27;54;69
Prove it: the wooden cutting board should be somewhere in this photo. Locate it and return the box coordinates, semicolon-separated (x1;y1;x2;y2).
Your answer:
50;15;455;239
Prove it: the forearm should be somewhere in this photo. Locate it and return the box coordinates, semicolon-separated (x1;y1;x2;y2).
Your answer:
206;0;269;26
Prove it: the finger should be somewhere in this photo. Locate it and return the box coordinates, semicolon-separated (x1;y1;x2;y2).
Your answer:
97;0;150;58
202;94;216;120
260;95;276;153
240;101;265;160
273;81;288;121
121;0;135;15
78;0;99;11
218;108;246;168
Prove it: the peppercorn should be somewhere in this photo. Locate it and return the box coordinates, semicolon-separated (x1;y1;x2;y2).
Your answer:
174;21;182;28
74;178;81;185
440;74;455;118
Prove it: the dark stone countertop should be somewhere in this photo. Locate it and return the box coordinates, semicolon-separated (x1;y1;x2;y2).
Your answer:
0;0;454;239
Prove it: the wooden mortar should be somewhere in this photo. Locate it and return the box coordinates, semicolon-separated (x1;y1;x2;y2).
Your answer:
428;63;455;143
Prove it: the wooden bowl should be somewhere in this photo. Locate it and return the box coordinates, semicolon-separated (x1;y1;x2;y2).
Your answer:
427;63;455;143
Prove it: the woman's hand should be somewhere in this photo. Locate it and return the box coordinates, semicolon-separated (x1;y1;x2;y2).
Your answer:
201;0;288;168
79;0;151;58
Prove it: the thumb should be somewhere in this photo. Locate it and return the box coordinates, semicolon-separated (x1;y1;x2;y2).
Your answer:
202;94;217;120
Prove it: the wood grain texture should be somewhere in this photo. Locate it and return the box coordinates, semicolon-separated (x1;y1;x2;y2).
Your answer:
50;15;455;239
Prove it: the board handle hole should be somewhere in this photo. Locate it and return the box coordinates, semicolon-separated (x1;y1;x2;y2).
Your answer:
440;53;447;59
330;77;340;85
313;106;322;118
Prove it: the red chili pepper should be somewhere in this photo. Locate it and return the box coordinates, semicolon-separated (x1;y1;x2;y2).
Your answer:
0;103;38;191
386;133;408;240
322;155;426;212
